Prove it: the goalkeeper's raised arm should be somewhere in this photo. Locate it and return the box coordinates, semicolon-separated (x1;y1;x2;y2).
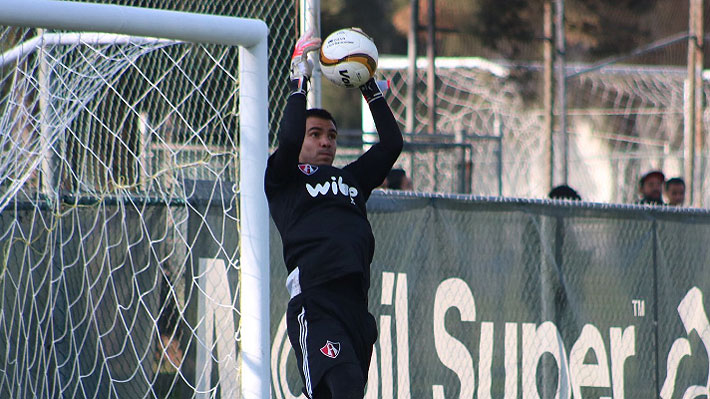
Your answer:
265;29;321;180
344;77;404;195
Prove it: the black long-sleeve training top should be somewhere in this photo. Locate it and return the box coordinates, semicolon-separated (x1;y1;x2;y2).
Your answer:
264;92;403;293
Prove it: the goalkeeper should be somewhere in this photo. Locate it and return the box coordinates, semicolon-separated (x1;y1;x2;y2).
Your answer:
264;30;403;399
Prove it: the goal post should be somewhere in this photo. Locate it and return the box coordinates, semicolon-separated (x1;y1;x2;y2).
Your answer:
0;1;270;398
0;0;268;47
237;25;271;399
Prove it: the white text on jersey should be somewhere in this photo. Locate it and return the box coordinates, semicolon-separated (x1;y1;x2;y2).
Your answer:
306;176;359;204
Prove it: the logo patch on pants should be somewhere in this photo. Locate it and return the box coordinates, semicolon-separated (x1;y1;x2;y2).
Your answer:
320;340;340;358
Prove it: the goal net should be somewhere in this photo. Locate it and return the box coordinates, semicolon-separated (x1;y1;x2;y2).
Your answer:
0;1;280;397
378;57;546;198
378;46;709;204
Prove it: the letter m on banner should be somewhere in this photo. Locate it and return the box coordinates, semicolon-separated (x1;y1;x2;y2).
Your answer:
195;258;240;398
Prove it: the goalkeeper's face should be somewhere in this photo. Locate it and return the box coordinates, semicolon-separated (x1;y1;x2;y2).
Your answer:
299;116;337;165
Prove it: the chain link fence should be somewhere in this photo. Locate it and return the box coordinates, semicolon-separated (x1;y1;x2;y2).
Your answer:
270;191;710;398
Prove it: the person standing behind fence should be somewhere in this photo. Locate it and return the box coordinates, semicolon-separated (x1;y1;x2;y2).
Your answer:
664;177;685;206
636;170;665;205
548;184;581;201
382;168;413;190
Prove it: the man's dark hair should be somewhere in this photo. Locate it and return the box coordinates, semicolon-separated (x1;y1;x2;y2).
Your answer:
548;185;581;201
639;170;665;188
386;168;407;189
665;177;685;190
305;108;337;129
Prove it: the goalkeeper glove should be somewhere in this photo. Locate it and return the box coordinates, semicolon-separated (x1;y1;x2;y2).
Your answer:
289;29;321;95
359;78;389;104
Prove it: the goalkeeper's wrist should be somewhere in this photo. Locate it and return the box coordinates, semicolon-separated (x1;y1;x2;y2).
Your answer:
359;78;383;104
288;77;308;96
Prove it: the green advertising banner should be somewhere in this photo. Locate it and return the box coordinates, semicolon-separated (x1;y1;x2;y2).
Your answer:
1;188;709;398
270;192;710;399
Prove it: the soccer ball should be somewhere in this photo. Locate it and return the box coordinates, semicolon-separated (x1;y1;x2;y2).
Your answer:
319;28;378;89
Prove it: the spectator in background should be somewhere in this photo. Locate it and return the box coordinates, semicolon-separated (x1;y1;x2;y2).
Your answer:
548;184;581;201
383;168;412;190
664;177;685;206
637;170;665;205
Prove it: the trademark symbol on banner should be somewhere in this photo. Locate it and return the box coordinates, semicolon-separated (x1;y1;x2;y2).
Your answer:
632;299;645;317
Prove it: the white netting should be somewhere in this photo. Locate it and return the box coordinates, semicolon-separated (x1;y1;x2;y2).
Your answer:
566;65;688;203
0;25;261;399
378;51;710;204
379;58;544;198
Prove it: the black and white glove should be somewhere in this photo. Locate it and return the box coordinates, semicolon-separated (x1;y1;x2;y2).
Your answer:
289;30;321;95
359;77;389;104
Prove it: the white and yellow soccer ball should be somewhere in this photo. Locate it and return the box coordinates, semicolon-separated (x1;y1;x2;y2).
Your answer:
319;28;378;89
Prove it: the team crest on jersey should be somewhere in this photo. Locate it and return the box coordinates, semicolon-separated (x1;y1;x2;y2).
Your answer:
320;340;340;359
298;164;318;176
